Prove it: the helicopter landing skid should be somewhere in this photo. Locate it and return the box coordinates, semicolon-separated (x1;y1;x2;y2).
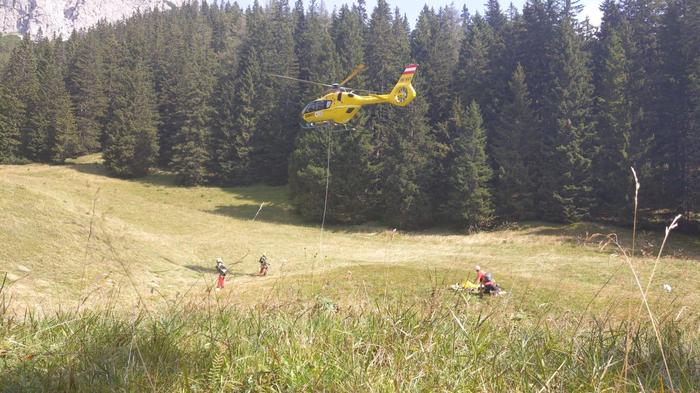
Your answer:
299;122;355;132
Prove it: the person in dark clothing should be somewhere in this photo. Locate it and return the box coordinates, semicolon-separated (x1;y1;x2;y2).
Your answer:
482;272;499;295
258;254;270;276
215;257;227;289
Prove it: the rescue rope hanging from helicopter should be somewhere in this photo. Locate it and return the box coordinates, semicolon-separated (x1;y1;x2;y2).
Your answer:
270;63;419;258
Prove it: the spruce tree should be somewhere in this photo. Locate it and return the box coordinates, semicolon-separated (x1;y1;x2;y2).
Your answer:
66;36;108;154
485;0;508;33
412;5;462;124
103;62;159;177
249;0;299;184
687;0;700;215
332;4;366;76
0;86;22;162
621;0;663;205
593;26;633;218
211;47;260;184
381;97;434;228
457;15;494;111
170;40;215;186
442;100;492;227
38;40;79;162
2;34;43;161
655;0;694;217
537;5;595;222
492;64;535;220
289;127;374;223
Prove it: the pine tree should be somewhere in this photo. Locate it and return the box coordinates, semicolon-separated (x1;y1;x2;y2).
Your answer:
170;36;215;186
211;47;260;184
289;127;374;223
412;5;462;124
381;98;434;228
621;0;663;205
38;40;79;162
492;64;535;219
0;86;22;162
2;34;43;161
485;0;508;33
249;0;299;184
66;36;108;154
537;5;595;222
103;61;159;177
655;0;694;217
518;0;558;109
592;22;633;218
332;3;366;83
687;0;700;215
442;100;493;227
155;46;183;167
364;0;406;170
457;15;494;110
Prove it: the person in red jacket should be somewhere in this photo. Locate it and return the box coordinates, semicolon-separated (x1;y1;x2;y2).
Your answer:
475;265;499;295
474;265;485;285
215;257;227;290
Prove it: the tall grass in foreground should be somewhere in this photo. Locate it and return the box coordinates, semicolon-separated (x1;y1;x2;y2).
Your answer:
1;167;698;392
0;290;698;392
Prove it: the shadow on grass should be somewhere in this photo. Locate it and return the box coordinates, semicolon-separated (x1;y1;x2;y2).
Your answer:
523;221;700;260
184;264;215;274
68;162;178;187
184;264;258;278
207;203;304;226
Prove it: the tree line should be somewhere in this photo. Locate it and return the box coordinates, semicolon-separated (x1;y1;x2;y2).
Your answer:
0;0;698;229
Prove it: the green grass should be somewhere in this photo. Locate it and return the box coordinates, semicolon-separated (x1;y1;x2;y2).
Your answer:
1;280;698;392
1;155;699;391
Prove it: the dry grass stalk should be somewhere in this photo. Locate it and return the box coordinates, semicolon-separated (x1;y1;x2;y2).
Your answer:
620;167;677;392
643;214;682;299
631;167;640;257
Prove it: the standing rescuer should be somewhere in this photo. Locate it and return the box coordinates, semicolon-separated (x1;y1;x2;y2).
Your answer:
215;257;227;289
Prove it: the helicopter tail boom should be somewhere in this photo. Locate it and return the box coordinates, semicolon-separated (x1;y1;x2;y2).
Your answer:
385;64;417;107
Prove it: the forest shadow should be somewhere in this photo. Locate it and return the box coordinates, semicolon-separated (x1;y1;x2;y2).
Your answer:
523;221;700;260
67;162;178;187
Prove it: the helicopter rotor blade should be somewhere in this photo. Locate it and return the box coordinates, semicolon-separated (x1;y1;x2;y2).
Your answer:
269;74;335;89
339;64;366;86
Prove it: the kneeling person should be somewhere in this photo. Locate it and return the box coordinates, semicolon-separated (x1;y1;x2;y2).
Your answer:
258;254;270;276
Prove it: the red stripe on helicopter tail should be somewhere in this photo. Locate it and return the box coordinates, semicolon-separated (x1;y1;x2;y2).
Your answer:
402;64;418;75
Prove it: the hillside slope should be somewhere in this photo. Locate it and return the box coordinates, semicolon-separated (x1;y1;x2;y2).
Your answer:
1;155;699;316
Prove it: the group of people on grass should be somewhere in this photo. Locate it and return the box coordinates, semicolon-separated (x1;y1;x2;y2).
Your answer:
215;254;270;290
474;265;500;295
213;255;499;294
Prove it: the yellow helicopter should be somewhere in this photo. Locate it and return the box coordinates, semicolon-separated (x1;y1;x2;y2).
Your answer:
271;63;418;128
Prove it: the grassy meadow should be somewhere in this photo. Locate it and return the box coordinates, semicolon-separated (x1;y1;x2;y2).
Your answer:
1;155;699;391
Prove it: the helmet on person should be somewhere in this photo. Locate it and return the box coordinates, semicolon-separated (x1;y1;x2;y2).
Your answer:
216;257;223;263
475;265;481;271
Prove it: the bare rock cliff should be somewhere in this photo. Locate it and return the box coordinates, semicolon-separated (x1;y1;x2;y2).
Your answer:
1;0;183;37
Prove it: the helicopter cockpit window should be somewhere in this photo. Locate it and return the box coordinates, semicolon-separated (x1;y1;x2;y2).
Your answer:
303;100;332;113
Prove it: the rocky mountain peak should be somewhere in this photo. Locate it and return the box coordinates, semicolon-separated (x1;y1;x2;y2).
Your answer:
1;0;184;37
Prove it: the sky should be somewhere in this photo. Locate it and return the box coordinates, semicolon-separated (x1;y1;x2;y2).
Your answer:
229;0;604;26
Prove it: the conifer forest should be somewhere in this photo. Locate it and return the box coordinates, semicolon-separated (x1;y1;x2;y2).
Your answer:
1;0;699;229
